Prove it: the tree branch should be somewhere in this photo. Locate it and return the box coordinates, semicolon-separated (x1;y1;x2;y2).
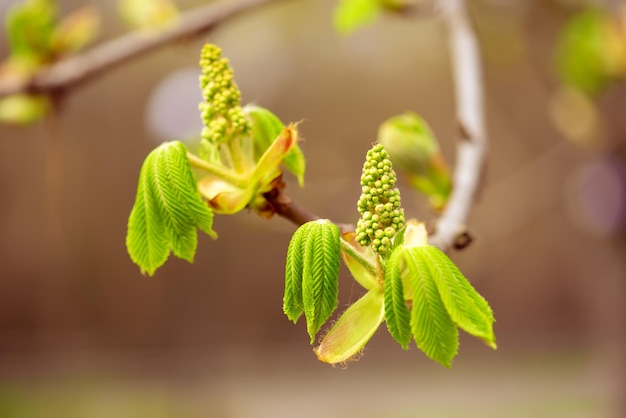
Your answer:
429;0;488;252
264;187;320;227
2;0;487;255
0;0;284;97
266;0;488;252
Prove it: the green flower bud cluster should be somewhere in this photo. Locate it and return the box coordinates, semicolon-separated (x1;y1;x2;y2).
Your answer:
198;44;250;144
356;144;405;255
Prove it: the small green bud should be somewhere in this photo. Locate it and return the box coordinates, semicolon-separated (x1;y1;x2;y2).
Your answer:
378;112;452;210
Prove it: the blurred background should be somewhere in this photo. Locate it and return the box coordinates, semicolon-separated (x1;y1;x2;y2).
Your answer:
0;0;625;416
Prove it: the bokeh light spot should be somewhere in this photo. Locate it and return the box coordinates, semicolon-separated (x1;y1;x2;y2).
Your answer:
146;68;203;143
566;156;626;237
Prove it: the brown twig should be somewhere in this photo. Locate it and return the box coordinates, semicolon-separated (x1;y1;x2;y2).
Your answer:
428;0;488;252
264;187;320;227
0;0;284;97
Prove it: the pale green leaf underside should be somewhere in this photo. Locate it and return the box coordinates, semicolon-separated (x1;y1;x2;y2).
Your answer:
315;287;385;365
302;220;341;344
404;248;458;367
283;225;306;322
384;248;411;349
126;141;215;275
339;233;379;291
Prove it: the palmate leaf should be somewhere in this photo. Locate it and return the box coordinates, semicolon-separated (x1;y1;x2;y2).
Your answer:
419;246;496;349
126;150;169;276
126;141;215;275
404;247;458;367
283;220;341;343
384;248;411;349
301;220;341;343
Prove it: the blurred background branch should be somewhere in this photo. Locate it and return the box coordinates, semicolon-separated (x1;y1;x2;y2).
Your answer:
0;0;283;98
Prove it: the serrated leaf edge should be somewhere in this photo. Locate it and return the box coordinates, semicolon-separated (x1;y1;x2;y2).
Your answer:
405;248;459;367
302;220;340;344
384;248;411;349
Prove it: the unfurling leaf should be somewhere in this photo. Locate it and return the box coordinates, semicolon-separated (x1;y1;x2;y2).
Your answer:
250;123;299;189
283;226;306;322
384;248;411;349
197;125;299;217
314;288;385;365
378;112;451;210
282;220;341;343
302;220;341;343
244;105;306;186
340;232;380;291
126;141;216;275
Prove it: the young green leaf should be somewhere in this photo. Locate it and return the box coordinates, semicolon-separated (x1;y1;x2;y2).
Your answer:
314;287;385;365
283;225;306;322
301;220;341;343
126;150;170;276
419;246;496;349
244;105;306;186
339;232;380;291
404;247;458;367
334;0;381;35
384;248;411;349
126;141;216;275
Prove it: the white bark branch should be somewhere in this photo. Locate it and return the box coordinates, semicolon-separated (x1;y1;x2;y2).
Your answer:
429;0;488;252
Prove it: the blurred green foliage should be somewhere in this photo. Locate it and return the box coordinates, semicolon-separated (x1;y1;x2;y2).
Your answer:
0;0;100;125
555;7;626;96
118;0;179;30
